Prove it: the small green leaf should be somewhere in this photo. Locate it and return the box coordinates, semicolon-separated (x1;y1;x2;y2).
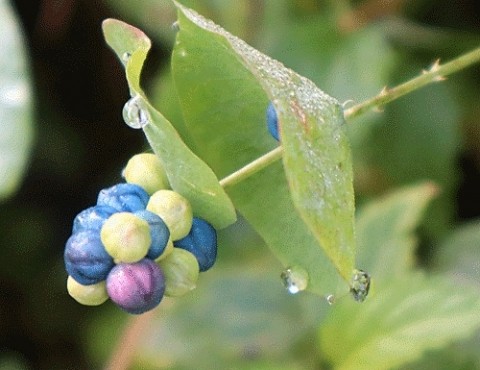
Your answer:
319;273;480;370
0;1;34;200
434;219;480;282
173;2;356;283
102;19;236;229
356;182;438;279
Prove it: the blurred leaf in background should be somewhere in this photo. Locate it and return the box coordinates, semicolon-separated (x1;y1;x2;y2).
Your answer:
0;0;34;200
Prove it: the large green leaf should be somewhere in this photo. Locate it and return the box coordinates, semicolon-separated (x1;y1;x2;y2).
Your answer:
319;273;480;370
172;2;356;287
102;19;236;230
0;0;34;200
137;262;322;369
355;182;438;279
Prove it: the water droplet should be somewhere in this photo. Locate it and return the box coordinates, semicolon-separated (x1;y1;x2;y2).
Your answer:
280;266;308;294
122;52;131;63
122;95;150;129
178;49;188;58
171;21;180;32
326;294;335;305
350;269;371;302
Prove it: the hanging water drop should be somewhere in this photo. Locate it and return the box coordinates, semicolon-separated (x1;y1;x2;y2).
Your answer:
122;52;131;64
326;294;335;305
122;95;150;129
349;269;371;302
280;266;308;294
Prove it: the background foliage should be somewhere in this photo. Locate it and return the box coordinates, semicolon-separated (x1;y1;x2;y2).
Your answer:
1;0;480;369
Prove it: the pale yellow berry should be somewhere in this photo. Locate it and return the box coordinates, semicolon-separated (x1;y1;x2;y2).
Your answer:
100;212;151;263
67;276;108;306
123;153;170;195
146;190;193;241
158;248;199;297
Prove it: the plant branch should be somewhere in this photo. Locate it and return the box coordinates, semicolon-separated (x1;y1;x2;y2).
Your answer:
219;146;283;188
220;47;480;186
344;46;480;119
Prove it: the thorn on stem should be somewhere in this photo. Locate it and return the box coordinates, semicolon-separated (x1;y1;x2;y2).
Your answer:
422;59;446;81
379;86;389;96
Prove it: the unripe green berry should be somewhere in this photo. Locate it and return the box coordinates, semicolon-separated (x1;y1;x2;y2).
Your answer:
67;276;108;306
146;190;193;241
158;248;199;297
100;212;151;263
154;237;174;262
123;153;170;195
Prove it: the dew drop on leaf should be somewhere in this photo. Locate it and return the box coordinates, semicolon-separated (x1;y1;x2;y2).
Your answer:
122;52;131;63
280;266;309;294
122;95;150;129
326;294;336;305
349;269;371;302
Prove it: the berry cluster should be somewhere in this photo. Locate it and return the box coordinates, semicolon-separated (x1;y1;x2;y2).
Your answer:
64;153;218;314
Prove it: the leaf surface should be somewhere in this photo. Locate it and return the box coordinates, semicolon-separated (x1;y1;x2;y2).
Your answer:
172;2;356;287
355;182;438;279
319;273;480;370
102;19;236;229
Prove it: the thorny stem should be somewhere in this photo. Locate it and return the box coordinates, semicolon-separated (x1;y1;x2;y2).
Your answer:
344;46;480;119
217;46;480;187
105;46;480;370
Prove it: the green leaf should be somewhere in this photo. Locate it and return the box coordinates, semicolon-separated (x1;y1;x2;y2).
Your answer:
136;262;323;369
0;0;34;200
172;2;356;286
319;273;480;370
356;182;438;279
102;19;236;230
434;219;480;283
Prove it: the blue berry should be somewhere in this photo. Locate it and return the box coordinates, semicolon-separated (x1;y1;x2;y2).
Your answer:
106;259;166;314
64;230;115;285
134;210;171;260
97;183;149;213
266;102;279;141
72;205;118;234
174;217;217;272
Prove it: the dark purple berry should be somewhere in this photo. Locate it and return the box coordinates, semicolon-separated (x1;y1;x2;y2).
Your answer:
106;259;166;314
174;217;217;272
134;210;171;260
97;183;149;213
72;205;118;234
64;230;115;285
266;102;279;141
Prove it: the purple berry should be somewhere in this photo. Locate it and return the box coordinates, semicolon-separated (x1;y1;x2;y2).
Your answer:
266;102;279;141
72;205;118;234
134;210;171;260
106;259;166;314
97;183;149;213
64;230;115;285
174;217;217;272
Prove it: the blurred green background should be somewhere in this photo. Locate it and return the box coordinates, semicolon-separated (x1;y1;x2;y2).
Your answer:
1;0;480;369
